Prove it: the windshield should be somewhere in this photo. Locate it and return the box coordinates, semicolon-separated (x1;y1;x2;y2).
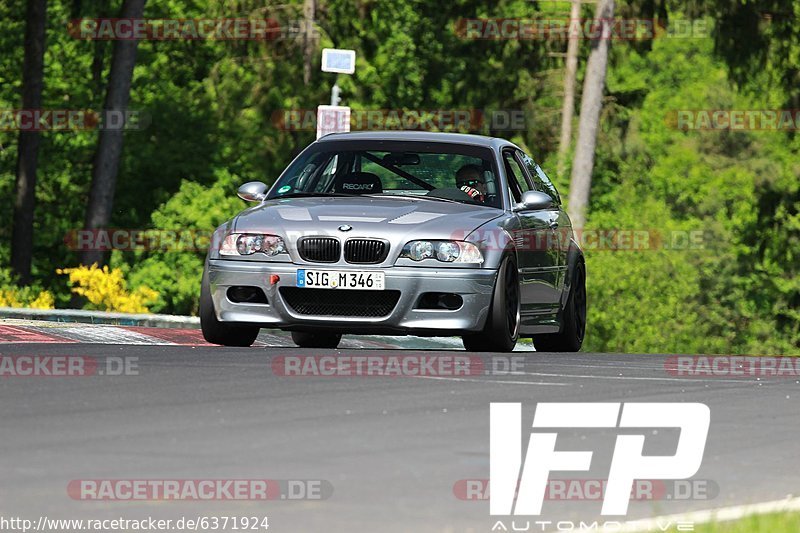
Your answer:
268;142;502;209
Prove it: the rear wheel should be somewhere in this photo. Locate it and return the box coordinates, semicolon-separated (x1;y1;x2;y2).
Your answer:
200;272;260;347
462;256;520;352
291;331;342;349
534;259;586;352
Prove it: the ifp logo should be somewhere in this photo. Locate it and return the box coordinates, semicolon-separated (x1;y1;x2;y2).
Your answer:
490;402;710;516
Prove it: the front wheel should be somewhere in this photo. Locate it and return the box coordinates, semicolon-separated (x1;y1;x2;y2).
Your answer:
462;255;520;352
533;259;586;352
291;331;342;349
200;272;260;347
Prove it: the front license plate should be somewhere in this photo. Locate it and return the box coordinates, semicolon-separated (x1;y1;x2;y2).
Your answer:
297;269;386;290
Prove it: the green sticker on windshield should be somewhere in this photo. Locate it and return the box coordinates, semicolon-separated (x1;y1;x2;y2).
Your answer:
278;185;291;193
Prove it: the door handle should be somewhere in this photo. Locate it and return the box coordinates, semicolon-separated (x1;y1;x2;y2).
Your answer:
548;219;559;229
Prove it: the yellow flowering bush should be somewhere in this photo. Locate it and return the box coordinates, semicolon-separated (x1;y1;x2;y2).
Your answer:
0;287;55;309
0;268;56;309
57;264;159;313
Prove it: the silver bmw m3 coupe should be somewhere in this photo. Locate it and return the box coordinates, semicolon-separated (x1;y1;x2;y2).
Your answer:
200;131;586;352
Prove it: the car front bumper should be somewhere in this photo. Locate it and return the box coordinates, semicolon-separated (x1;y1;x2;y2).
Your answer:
206;259;496;335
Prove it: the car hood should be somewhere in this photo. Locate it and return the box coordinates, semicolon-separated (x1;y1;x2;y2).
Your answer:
232;196;503;241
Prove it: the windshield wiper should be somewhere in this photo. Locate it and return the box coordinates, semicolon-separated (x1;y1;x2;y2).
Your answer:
271;192;357;199
379;193;462;204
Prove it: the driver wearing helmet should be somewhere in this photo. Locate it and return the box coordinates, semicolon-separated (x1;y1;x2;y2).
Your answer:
455;164;487;203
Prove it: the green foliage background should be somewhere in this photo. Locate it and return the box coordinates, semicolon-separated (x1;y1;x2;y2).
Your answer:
0;0;797;353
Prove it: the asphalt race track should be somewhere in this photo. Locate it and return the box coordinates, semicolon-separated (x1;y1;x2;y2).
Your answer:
1;328;799;532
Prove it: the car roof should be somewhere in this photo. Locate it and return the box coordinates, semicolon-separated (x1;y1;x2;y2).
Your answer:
315;130;514;150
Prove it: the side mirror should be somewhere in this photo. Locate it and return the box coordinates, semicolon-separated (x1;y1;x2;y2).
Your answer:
237;181;268;202
515;190;553;211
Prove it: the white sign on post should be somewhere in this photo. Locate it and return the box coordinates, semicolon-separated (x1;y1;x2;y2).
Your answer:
321;48;356;74
316;105;351;139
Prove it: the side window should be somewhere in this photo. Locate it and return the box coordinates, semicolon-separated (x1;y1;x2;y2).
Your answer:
518;151;561;205
535;165;561;205
503;150;530;203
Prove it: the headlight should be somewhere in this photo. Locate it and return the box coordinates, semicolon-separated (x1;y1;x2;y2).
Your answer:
407;241;434;261
220;233;286;257
400;241;483;264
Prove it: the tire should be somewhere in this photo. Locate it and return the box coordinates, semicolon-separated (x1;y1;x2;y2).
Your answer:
200;272;260;347
291;331;342;349
534;259;586;352
462;255;520;352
